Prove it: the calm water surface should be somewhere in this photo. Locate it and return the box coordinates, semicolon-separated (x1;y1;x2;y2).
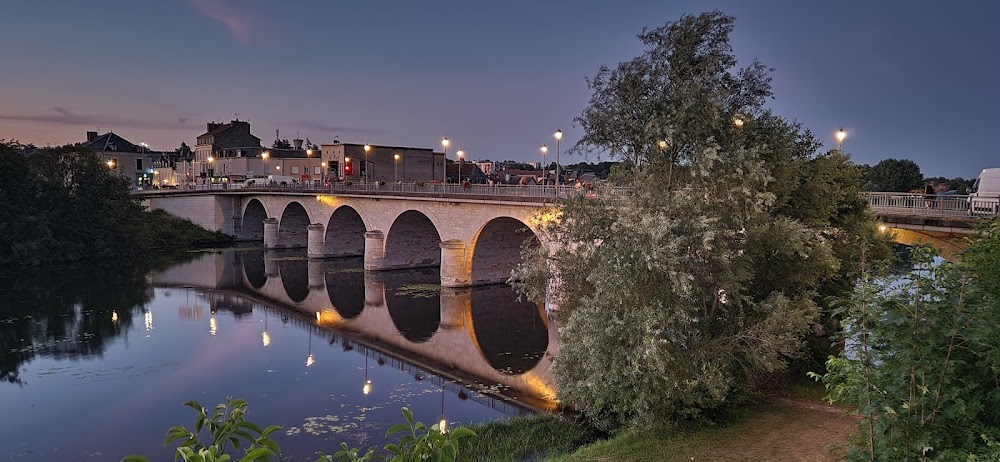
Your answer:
0;250;556;461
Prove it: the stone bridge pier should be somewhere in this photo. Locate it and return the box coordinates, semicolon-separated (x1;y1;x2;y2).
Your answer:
167;193;559;288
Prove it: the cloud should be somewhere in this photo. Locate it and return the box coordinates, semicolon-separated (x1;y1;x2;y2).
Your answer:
293;120;385;135
187;0;255;44
0;107;193;131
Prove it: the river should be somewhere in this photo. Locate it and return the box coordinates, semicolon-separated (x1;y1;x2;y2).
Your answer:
0;249;556;461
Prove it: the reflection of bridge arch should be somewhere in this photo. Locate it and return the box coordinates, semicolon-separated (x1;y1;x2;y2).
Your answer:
278;253;310;303
469;217;539;285
469;285;548;374
278;202;311;249
383;210;443;270
383;270;441;343
887;227;966;262
239;199;268;241
325;206;367;257
241;250;267;289
325;259;365;319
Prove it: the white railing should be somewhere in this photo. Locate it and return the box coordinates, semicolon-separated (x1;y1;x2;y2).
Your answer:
135;181;632;202
865;192;998;218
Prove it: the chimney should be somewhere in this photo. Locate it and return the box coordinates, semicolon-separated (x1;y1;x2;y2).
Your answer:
87;131;98;142
292;138;303;150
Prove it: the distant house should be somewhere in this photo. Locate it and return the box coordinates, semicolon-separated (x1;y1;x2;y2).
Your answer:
447;162;487;183
82;130;163;186
194;119;262;181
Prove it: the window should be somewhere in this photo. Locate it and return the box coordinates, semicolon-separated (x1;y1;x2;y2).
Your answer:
314;166;321;175
136;159;143;171
291;166;299;174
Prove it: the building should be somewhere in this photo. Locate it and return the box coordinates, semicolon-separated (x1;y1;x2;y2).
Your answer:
83;131;166;187
320;142;444;183
194;119;262;182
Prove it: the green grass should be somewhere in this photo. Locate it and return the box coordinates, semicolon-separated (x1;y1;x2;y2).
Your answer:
457;414;601;462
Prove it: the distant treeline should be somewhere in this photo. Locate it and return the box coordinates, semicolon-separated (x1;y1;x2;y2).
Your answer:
0;141;231;266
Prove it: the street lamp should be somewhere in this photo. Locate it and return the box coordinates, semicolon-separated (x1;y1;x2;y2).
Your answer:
394;153;401;183
836;129;847;150
306;148;314;157
363;143;372;184
441;137;450;183
456;150;464;183
345;157;351;179
207;156;215;185
321;161;327;184
540;145;548;183
554;129;563;190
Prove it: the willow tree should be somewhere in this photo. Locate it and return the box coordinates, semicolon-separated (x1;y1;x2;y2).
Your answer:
514;11;885;430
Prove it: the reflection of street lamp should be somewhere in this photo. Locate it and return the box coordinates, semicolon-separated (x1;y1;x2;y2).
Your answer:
261;311;270;347
362;354;371;395
439;385;447;433
540;145;548;183
394;153;401;183
836;129;847;150
305;327;315;367
441;137;450;183
456;150;464;183
554;129;563;190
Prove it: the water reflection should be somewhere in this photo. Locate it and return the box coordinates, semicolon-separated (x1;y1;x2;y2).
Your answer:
0;264;151;386
383;269;442;343
471;285;549;375
0;250;557;461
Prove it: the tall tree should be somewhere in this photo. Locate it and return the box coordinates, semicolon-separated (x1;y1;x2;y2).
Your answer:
514;12;886;430
862;158;924;192
272;138;292;149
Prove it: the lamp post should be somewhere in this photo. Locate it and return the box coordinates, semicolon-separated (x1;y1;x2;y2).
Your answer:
836;129;847;151
363;143;372;184
456;150;464;183
540;145;548;184
394;153;400;183
441;137;450;184
207;156;215;188
554;129;563;191
321;161;327;185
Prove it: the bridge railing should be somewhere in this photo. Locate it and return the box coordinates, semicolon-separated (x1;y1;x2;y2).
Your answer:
865;192;997;217
140;181;632;201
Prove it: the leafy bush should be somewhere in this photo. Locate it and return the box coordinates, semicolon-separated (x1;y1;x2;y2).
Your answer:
122;401;476;462
813;221;1000;460
320;407;476;462
122;398;281;462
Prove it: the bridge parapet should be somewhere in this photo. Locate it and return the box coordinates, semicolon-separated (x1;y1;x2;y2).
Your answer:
865;192;997;218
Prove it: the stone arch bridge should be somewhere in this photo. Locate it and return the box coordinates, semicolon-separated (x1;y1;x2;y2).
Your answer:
143;190;558;287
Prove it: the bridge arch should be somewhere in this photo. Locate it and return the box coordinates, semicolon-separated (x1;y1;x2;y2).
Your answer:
383;209;443;269
325;205;367;257
468;216;540;285
277;201;311;249
239;199;268;241
384;270;441;343
887;227;966;262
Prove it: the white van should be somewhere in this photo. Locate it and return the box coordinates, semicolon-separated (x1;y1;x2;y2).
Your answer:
241;177;267;188
969;168;1000;215
266;175;298;186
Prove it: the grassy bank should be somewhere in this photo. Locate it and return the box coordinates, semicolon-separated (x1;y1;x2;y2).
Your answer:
459;396;856;462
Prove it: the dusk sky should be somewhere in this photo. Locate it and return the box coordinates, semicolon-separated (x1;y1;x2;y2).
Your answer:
1;1;997;178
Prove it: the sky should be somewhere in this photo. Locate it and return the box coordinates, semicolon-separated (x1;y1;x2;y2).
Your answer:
1;1;997;178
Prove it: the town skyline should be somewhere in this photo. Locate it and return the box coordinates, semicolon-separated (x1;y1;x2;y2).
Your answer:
1;1;997;177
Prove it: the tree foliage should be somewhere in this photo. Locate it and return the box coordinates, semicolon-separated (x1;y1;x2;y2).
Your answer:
862;158;924;192
272;138;292;149
513;12;887;430
815;221;1000;460
0;141;230;266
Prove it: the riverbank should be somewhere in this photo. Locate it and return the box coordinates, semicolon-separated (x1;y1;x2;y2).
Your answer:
459;391;857;462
